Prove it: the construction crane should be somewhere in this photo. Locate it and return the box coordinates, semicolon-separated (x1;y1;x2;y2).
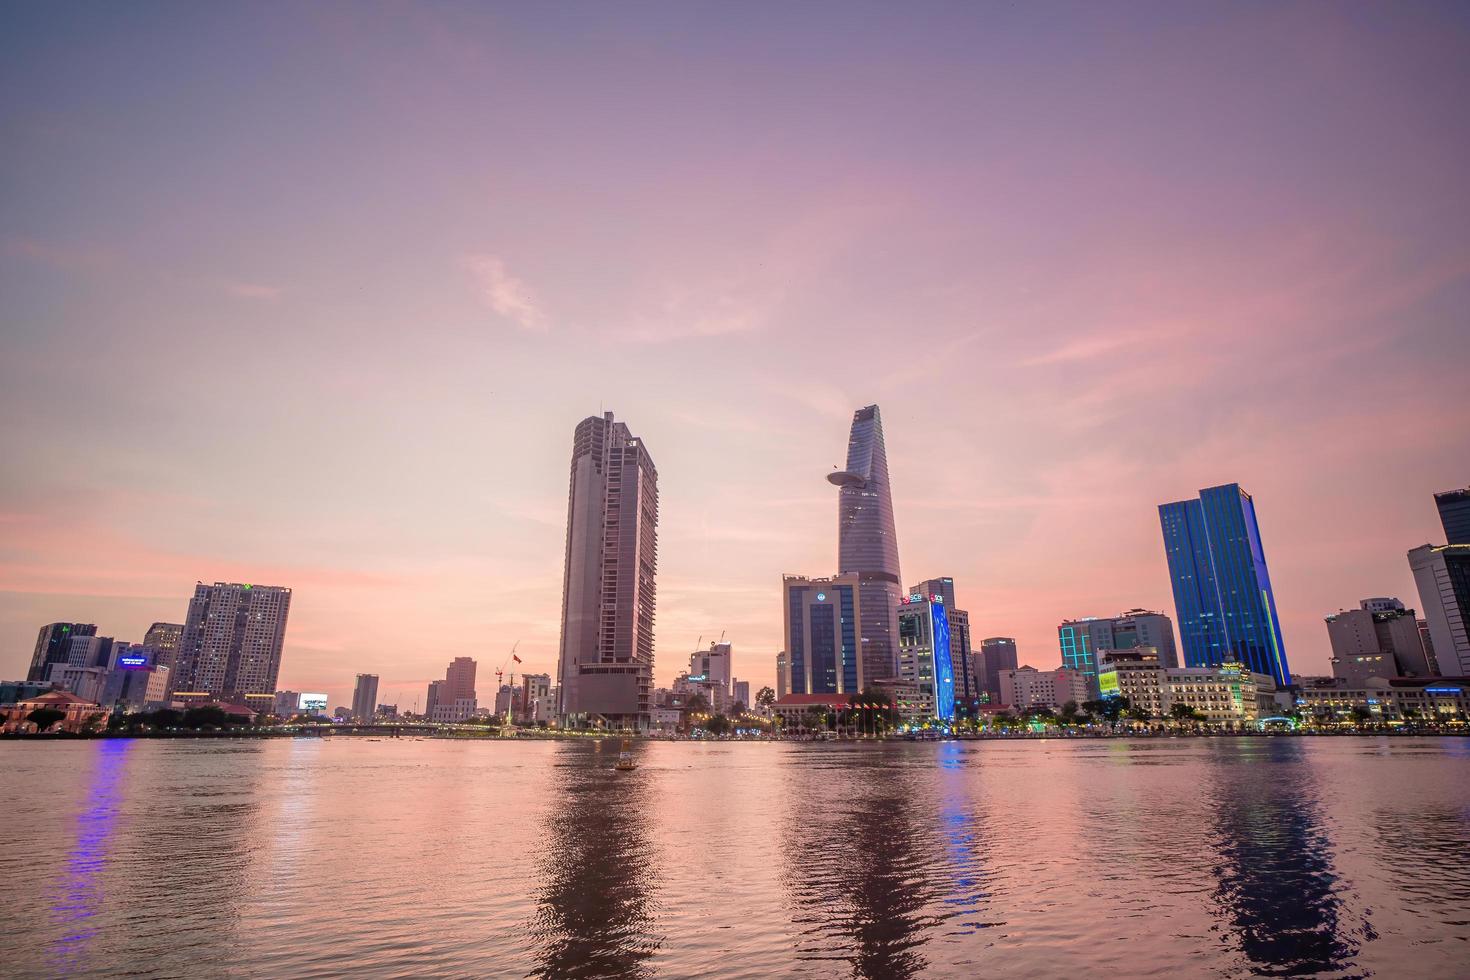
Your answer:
494;640;522;727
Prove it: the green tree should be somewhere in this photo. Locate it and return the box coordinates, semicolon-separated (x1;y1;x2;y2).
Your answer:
755;686;776;710
703;713;732;736
1350;706;1373;726
26;707;66;732
727;700;747;718
1084;697;1128;725
1169;702;1205;726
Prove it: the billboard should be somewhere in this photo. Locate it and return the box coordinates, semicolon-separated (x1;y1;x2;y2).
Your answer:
298;692;328;714
1098;671;1120;697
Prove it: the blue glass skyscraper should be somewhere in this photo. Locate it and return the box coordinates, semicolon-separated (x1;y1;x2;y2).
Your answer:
1159;484;1290;686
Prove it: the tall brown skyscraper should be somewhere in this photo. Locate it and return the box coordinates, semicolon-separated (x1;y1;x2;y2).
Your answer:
555;412;659;730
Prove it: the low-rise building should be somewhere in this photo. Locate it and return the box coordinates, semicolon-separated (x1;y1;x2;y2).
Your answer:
1;690;109;733
1097;654;1278;724
998;666;1090;711
1294;676;1470;723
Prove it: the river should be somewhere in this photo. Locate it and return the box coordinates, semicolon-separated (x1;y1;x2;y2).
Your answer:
3;736;1469;978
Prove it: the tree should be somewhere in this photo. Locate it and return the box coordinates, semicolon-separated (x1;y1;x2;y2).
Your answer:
1084;697;1128;725
703;713;732;736
1350;706;1373;726
182;706;235;729
26;707;66;732
727;700;747;718
800;708;825;734
848;688;898;736
1169;702;1205;726
756;686;776;711
1059;701;1081;725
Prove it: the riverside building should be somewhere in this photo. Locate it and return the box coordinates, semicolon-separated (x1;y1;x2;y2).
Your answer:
1409;543;1470;676
27;623;97;682
1098;652;1279;725
979;637;1018;701
1057;609;1179;696
351;673;380;722
896;592;956;722
781;574;864;696
911;577;980;703
1326;599;1437;685
172;582;292;713
1159;483;1291;687
555;412;659;731
998;666;1090;712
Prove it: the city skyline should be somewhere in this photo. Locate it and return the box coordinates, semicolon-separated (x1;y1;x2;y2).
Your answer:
4;4;1470;709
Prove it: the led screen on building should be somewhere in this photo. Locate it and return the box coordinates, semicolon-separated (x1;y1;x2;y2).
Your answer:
298;692;328;713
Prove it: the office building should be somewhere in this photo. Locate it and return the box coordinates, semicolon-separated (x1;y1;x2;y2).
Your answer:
732;679;751;711
1058;610;1179;694
46;664;110;703
274;690;300;717
521;673;552;721
1159;483;1290;686
1409;543;1470;676
65;634;115;669
426;657;478;722
979;637;1018;701
351;674;380;722
1419;619;1440;674
1294;675;1470;724
173;582;292;713
27;623;97;682
775;652;788;699
782;573;864;696
1326;599;1436;685
896;593;956;721
828;405;903;685
556;412;659;730
1436;487;1470;546
999;666;1090;712
102;656;170;711
143;622;184;671
690;642;732;696
911;577;980;701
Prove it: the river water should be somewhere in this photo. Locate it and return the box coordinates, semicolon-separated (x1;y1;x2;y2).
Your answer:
3;736;1469;978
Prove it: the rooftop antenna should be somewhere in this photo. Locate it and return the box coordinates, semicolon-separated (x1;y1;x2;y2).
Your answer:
718;630;725;644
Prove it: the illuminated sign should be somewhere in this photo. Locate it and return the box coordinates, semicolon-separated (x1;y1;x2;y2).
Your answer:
816;592;826;601
117;656;149;668
1426;687;1463;695
298;693;328;713
1099;671;1121;696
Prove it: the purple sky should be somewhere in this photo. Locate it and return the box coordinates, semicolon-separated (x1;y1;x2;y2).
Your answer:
3;3;1468;708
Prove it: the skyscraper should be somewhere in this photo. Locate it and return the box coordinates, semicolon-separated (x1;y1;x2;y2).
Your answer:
782;574;864;695
828;405;902;685
979;637;1018;700
143;622;184;671
1159;483;1290;687
1435;486;1470;546
1408;543;1470;676
351;673;380;722
897;594;955;722
27;622;97;682
556;412;659;730
172;582;292;711
427;657;477;722
911;577;979;702
690;641;732;696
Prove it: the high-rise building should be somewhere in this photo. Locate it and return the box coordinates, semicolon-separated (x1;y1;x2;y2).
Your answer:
1435;487;1470;546
143;622;184;671
1408;543;1470;676
1159;483;1290;686
173;582;292;712
979;637;1018;701
27;623;97;682
1057;609;1180;693
1326;599;1436;685
828;405;902;685
65;634;114;669
782;573;864;696
351;674;380;722
427;657;477;722
911;577;979;702
732;679;751;711
690;642;732;696
897;593;955;721
775;651;788;699
521;673;552;721
556;412;659;730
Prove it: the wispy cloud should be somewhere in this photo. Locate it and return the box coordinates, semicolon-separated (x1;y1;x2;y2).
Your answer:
1021;326;1177;366
459;253;546;332
3;236;113;270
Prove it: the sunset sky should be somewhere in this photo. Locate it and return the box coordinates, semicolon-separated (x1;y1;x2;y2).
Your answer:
3;3;1468;709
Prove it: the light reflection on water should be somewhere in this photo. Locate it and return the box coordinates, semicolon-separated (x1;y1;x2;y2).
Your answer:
1;737;1468;978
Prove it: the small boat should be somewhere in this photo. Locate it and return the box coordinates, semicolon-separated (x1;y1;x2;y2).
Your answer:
614;738;637;771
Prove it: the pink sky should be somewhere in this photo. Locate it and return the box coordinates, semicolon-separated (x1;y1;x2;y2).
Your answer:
2;4;1468;708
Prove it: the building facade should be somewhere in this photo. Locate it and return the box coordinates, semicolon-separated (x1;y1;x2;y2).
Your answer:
143;622;184;671
1057;609;1179;696
351;674;380;722
1409;544;1470;676
1098;655;1279;725
978;637;1018;701
556;412;659;730
172;582;292;713
998;666;1090;712
1436;487;1470;546
896;593;956;722
911;577;979;702
27;623;97;682
828;405;903;686
690;642;732;698
1159;483;1290;686
1326;599;1436;685
782;573;864;696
